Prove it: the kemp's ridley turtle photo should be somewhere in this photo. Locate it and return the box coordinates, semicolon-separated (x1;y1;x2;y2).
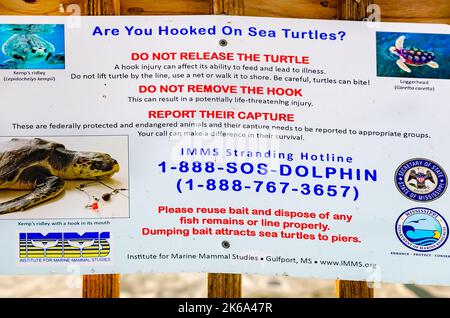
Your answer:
0;24;65;69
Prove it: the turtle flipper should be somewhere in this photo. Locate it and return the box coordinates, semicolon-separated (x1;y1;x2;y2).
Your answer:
395;35;405;50
396;59;411;73
427;61;439;69
0;58;24;69
0;176;64;215
46;53;65;64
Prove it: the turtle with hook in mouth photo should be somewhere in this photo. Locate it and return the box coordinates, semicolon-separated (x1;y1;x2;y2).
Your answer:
0;138;120;215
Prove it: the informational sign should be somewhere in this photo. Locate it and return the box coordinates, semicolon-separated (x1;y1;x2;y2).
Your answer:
0;15;449;286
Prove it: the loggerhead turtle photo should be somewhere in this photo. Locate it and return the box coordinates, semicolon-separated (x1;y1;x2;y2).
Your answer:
389;35;439;73
0;138;120;215
0;24;65;69
376;31;449;79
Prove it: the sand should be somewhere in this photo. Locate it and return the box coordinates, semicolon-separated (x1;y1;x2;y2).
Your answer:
0;273;449;298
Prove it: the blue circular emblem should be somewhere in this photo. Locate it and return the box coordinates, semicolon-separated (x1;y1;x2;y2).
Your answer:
395;207;448;252
395;158;447;202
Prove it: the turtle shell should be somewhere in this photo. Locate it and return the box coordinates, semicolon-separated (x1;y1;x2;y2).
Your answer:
399;47;435;65
0;138;66;185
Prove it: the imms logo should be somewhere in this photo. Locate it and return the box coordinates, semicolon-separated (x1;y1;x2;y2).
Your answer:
19;232;110;259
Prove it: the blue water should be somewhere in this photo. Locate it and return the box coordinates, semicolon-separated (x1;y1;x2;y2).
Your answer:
0;24;65;69
402;225;439;246
376;32;449;79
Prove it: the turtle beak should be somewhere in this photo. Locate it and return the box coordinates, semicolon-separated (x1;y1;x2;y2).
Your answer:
90;157;119;174
112;160;120;175
97;159;120;178
109;159;120;174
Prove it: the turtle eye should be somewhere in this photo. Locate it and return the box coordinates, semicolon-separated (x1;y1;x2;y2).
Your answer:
31;49;36;53
43;48;47;52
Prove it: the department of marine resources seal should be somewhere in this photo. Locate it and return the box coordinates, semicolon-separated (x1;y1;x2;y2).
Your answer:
395;207;448;252
395;158;447;202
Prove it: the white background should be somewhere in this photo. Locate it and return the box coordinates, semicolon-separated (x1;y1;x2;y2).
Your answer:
0;16;449;285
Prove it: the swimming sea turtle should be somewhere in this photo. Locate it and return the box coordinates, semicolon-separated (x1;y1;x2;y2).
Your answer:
0;24;65;69
389;35;439;73
0;138;119;215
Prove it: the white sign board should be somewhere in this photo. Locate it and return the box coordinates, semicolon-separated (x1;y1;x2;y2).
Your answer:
0;15;449;286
